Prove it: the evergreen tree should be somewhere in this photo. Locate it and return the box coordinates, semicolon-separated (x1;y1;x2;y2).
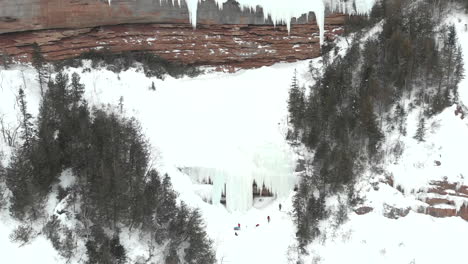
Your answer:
184;209;216;264
414;115;426;142
70;72;85;108
6;88;39;220
85;226;113;264
185;210;216;264
288;69;305;139
31;43;47;97
159;174;178;225
110;235;127;264
18;88;34;150
5;153;35;220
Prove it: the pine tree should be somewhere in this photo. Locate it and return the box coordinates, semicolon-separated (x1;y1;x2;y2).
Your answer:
159;174;178;224
141;170;162;230
169;201;190;244
70;72;85;108
184;209;216;264
414;116;426;142
5;153;34;220
288;69;305;138
85;226;113;264
110;235;127;264
31;43;47;97
18;88;34;150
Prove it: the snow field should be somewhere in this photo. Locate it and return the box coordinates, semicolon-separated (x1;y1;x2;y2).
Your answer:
0;215;63;264
69;61;305;212
0;60;310;263
306;210;468;264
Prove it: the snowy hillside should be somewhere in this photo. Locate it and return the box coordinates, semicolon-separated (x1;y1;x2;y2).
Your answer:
2;1;468;264
0;60;310;263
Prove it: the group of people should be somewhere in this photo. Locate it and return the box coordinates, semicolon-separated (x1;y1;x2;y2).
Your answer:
234;203;282;236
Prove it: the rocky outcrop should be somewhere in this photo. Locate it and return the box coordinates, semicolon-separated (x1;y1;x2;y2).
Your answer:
0;0;323;34
383;204;410;219
423;181;468;221
354;206;373;215
0;0;345;69
384;176;468;221
0;17;344;69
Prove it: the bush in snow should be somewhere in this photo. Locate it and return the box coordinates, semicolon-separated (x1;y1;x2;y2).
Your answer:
9;224;34;247
0;161;6;209
55;49;203;80
43;219;76;260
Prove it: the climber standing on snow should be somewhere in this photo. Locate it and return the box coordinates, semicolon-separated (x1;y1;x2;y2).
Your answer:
267;216;270;223
279;203;282;211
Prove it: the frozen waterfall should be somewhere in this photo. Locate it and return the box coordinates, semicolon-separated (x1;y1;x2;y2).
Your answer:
185;141;296;212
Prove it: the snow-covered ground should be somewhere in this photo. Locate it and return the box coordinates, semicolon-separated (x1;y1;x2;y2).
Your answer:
0;60;309;263
2;8;468;263
0;215;62;263
76;61;308;262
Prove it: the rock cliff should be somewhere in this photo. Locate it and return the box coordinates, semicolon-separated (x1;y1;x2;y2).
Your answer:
0;0;345;69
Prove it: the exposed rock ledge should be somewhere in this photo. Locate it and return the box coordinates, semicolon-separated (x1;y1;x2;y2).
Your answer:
423;181;468;221
379;177;468;221
0;0;345;69
0;17;344;70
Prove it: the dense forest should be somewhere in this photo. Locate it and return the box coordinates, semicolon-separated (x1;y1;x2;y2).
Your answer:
0;63;214;263
289;0;465;251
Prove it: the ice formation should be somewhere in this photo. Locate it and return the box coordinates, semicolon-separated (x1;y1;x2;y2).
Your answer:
186;141;296;212
167;0;376;45
103;0;376;211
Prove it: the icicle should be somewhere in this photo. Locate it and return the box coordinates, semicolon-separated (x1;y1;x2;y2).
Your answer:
185;0;200;28
175;0;374;49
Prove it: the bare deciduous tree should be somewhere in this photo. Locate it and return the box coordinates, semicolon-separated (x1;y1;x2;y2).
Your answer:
0;115;20;147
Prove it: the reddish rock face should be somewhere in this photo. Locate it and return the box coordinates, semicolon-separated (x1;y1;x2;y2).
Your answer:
354;206;373;215
0;0;345;69
0;17;344;69
425;204;468;221
383;177;468;221
424;181;468;221
0;0;331;34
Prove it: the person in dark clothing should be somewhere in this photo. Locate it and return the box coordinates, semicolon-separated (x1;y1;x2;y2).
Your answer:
267;216;270;223
235;232;238;236
279;203;282;211
256;224;259;227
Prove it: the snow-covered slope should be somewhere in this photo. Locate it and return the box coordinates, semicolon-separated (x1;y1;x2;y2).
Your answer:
2;6;468;264
298;8;468;264
0;60;312;263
